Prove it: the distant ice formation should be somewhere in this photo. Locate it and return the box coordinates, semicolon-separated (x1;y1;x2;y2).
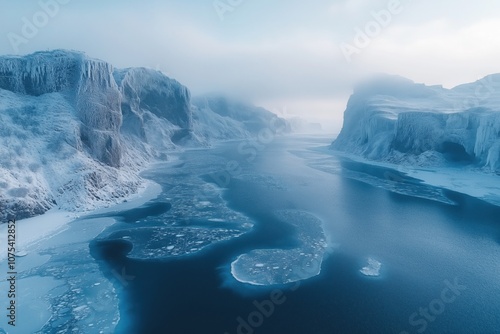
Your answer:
191;94;291;141
332;74;500;173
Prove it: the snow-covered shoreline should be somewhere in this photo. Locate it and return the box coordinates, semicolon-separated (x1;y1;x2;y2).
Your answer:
331;149;500;207
0;209;75;261
0;178;161;261
0;178;161;333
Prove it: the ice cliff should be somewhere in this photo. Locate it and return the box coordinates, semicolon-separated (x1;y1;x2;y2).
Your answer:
0;50;287;220
191;95;290;141
332;74;500;172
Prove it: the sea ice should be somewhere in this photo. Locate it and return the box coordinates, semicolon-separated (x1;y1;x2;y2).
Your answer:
231;210;328;285
360;258;382;277
93;158;255;260
105;226;244;259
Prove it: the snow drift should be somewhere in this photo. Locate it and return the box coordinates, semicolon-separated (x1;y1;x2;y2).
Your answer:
332;74;500;172
0;50;288;221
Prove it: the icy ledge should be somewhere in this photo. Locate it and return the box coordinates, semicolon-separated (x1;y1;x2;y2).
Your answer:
231;210;328;286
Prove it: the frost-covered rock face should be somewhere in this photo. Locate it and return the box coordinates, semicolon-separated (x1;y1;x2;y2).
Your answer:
0;50;288;221
332;74;500;172
115;68;192;129
114;67;194;152
191;95;290;141
0;50;123;167
0;50;194;220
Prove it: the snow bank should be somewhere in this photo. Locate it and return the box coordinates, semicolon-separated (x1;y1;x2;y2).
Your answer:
0;209;73;261
0;180;161;261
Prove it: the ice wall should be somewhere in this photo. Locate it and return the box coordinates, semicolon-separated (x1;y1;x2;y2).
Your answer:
332;74;500;172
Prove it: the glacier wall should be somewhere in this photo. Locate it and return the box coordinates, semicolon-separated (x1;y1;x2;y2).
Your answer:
332;74;500;172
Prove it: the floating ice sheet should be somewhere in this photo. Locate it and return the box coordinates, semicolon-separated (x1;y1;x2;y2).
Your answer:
307;149;500;208
360;258;382;277
231;210;328;286
306;157;458;206
105;226;244;259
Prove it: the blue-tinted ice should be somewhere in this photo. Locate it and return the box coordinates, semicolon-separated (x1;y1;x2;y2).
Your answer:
94;155;254;260
231;210;328;285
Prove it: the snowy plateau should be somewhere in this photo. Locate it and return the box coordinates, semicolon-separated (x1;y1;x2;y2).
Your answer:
332;74;500;173
0;50;290;221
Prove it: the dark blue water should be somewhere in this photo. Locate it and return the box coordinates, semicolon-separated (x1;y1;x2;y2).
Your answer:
90;136;500;334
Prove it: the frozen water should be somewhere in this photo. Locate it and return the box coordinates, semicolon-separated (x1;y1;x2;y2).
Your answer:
0;181;160;333
105;226;244;259
16;217;121;334
304;147;500;207
360;258;382;277
93;156;255;260
297;148;458;206
231;210;328;285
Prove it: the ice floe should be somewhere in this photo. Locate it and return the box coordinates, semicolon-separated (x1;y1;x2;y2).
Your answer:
360;258;382;277
231;210;328;285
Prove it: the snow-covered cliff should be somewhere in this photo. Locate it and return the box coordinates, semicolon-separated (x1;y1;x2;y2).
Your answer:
332;74;500;172
114;67;195;153
0;50;289;221
192;95;290;141
0;50;123;167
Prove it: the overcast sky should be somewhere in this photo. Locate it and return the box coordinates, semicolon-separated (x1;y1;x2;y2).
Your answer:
1;0;499;132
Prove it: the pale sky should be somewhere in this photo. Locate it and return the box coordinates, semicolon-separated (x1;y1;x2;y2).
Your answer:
1;0;500;132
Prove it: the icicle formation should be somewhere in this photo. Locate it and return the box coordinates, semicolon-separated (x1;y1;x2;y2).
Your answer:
0;50;114;96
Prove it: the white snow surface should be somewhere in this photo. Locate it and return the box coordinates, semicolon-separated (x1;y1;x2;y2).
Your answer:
332;74;500;173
